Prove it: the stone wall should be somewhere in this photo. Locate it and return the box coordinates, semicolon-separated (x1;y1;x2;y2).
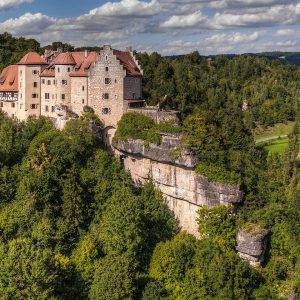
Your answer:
127;108;180;124
124;77;142;100
70;77;88;116
113;137;243;236
88;45;126;128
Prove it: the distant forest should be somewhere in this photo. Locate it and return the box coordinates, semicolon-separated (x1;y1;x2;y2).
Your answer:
0;32;299;299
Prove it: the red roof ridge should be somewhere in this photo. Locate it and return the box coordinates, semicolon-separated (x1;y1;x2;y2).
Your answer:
18;52;48;65
52;52;76;65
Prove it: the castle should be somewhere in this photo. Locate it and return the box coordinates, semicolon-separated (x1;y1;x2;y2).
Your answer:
0;45;144;143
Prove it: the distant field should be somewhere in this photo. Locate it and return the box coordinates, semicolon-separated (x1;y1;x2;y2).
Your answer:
254;122;294;154
257;137;289;154
253;121;295;140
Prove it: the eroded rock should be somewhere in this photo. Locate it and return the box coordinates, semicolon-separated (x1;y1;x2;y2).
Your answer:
236;226;269;266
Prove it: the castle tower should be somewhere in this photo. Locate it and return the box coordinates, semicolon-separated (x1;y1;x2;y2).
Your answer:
17;52;48;121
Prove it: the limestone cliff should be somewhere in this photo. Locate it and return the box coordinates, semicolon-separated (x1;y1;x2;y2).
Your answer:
113;134;243;236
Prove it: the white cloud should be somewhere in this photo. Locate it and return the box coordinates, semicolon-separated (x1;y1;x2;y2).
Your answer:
83;31;126;41
86;0;160;17
0;0;32;10
214;4;300;28
205;31;261;44
0;13;55;35
276;28;296;35
160;11;209;29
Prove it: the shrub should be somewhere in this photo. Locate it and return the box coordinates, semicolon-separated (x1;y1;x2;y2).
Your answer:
195;162;241;185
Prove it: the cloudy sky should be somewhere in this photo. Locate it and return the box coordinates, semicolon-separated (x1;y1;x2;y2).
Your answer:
0;0;300;55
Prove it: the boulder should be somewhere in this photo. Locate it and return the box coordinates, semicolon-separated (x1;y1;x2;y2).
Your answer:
236;225;269;266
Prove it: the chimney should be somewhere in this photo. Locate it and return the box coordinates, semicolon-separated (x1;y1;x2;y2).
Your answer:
126;46;133;52
84;50;88;58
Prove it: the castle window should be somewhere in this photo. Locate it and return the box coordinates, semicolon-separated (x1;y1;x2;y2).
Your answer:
61;94;65;100
105;78;111;85
42;79;45;84
32;70;39;75
12;114;14;119
68;67;71;72
45;93;50;100
82;86;85;91
105;67;109;71
105;55;108;61
102;93;109;100
115;79;117;83
32;93;38;98
62;80;67;85
102;108;111;115
57;67;60;73
20;70;22;76
45;105;49;112
82;99;85;104
33;82;38;88
30;104;38;109
11;103;15;108
53;80;56;84
51;106;55;112
47;80;51;85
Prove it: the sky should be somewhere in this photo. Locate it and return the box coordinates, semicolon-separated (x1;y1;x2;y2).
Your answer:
0;0;300;55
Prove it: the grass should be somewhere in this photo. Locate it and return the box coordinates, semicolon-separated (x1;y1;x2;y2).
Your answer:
257;137;289;154
253;121;295;140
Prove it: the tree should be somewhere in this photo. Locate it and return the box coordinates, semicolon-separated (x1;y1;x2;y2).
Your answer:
90;254;137;300
0;238;57;299
197;205;236;251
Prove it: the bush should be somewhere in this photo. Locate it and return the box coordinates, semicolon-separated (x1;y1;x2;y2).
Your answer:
195;162;241;185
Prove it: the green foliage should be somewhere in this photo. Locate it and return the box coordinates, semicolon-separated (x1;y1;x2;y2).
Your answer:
114;112;181;146
136;52;300;127
0;32;40;70
114;112;156;142
90;254;137;300
168;148;181;159
197;205;236;250
196;162;241;185
0;113;178;297
0;238;57;299
149;233;262;299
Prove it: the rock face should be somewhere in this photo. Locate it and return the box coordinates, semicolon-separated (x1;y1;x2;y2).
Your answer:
113;137;243;236
113;133;198;168
236;228;269;266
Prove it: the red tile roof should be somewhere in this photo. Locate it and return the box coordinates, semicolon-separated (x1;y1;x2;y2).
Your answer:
40;68;55;77
52;52;76;65
0;65;18;92
17;52;48;65
113;50;142;77
41;49;142;77
70;52;98;77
